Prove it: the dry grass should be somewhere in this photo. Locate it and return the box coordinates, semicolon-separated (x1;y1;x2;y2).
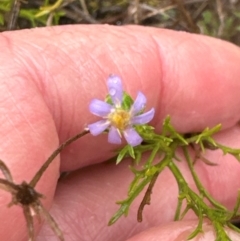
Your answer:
0;0;240;45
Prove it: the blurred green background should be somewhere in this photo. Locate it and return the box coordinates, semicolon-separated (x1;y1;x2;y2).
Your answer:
1;0;240;45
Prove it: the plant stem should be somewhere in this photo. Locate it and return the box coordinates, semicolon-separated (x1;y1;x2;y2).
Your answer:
30;130;89;187
182;146;227;211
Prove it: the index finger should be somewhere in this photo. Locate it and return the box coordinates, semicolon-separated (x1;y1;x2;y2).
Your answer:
1;25;240;173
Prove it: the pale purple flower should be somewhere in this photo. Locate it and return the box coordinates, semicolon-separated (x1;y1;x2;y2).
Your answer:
87;75;155;146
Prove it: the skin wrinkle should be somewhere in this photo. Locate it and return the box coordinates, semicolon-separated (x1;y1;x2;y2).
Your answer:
4;78;40;139
115;30;144;83
14;44;44;75
163;36;200;111
127;220;240;241
51;78;63;136
87;45;109;79
76;30;107;83
0;33;14;58
158;31;239;132
0;93;25;145
104;43;124;78
50;166;134;240
127;52;143;87
152;36;181;127
196;149;238;208
45;200;76;240
46;49;77;137
117;32;161;113
118;31;154;96
4;76;47;135
4;33;51;91
7;40;60;135
192;156;213;203
203;127;240;207
126;223;144;240
24;39;80;137
126;221;195;241
0;82;32;148
149;35;163;123
64;204;96;241
30;42;71;136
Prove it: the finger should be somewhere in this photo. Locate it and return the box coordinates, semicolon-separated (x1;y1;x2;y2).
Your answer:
0;53;60;240
37;126;240;240
126;220;240;241
1;26;240;171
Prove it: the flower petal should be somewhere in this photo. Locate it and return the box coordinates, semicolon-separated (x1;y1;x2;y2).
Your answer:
131;92;147;115
89;99;112;117
131;108;155;125
88;120;110;136
108;126;122;144
123;128;142;146
107;75;123;105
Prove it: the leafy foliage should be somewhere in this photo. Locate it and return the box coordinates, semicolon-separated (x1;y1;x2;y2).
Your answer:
109;116;240;240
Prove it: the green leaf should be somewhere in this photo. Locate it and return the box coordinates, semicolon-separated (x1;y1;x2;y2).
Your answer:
105;92;133;110
127;145;135;159
234;11;240;19
105;93;113;105
0;14;4;26
110;116;239;241
108;202;129;225
121;92;134;111
202;10;213;24
116;146;129;164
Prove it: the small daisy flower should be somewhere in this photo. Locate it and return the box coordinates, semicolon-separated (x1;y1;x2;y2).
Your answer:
88;75;155;146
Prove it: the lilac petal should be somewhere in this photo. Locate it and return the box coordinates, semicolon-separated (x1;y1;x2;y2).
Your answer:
89;99;112;117
107;75;123;105
123;128;142;146
108;126;122;144
131;92;147;115
131;108;155;125
88;120;110;136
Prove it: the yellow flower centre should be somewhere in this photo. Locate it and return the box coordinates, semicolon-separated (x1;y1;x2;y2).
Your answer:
108;109;131;130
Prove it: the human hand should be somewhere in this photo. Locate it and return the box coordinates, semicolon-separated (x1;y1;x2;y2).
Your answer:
0;25;240;241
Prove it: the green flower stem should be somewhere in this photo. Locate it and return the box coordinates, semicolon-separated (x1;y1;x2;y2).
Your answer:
167;160;236;240
144;143;161;168
110;117;240;240
232;191;240;218
174;197;184;220
35;0;63;18
167;160;207;238
108;173;153;225
215;142;240;161
227;221;240;234
182;146;227;211
213;221;232;241
227;191;240;233
108;155;171;225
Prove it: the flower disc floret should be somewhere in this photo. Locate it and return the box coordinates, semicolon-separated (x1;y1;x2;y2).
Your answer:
108;109;131;130
88;75;155;146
